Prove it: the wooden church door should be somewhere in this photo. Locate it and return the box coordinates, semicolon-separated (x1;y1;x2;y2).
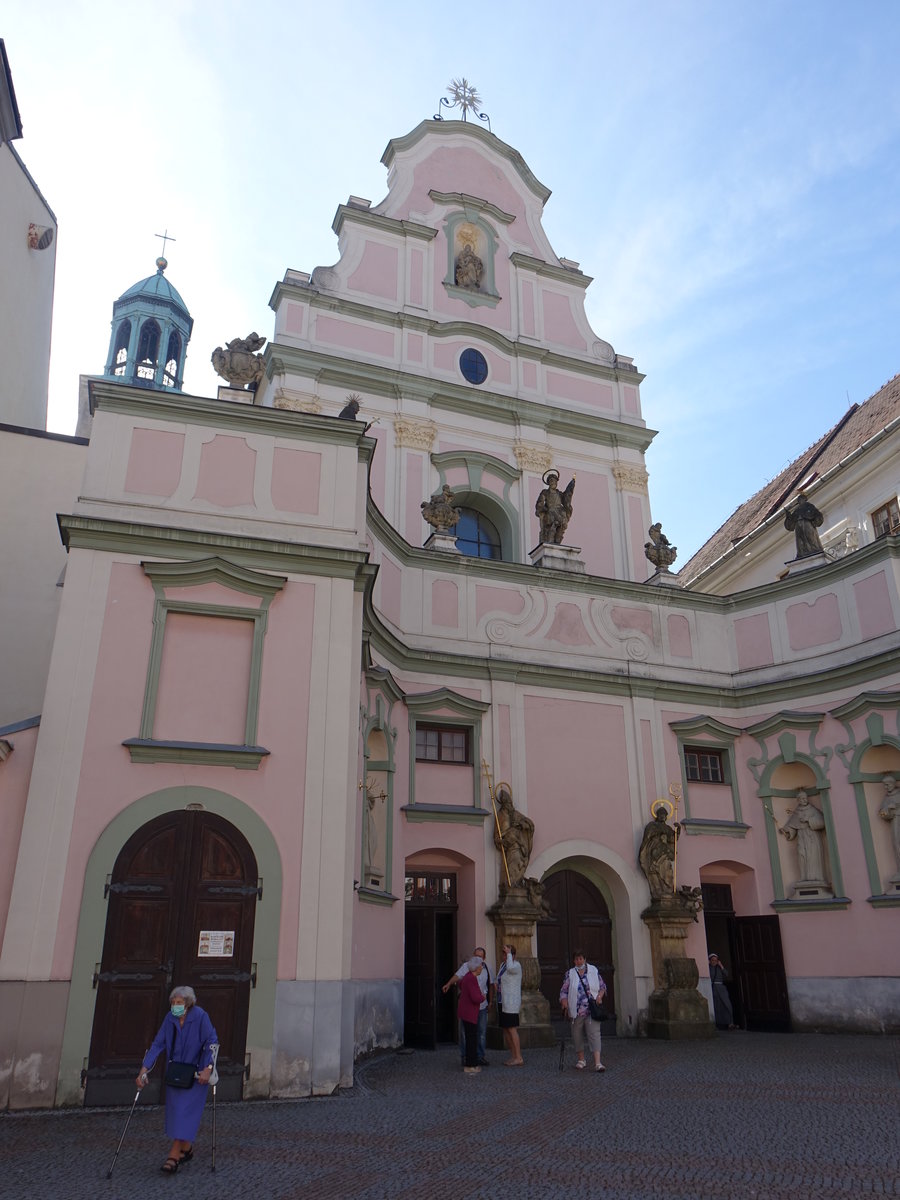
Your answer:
537;869;616;1028
85;809;259;1106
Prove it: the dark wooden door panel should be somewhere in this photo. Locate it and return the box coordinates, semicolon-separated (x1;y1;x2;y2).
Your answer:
86;810;258;1105
734;915;791;1032
404;907;436;1049
538;870;616;1025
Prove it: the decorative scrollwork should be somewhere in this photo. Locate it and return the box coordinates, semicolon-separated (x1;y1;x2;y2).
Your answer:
434;78;491;131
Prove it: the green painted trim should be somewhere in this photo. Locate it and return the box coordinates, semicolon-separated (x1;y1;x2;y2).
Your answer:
509;252;593;290
406;689;488;809
853;780;884;896
331;204;437;241
87;378;376;453
361;674;400;896
357;886;399;905
142;557;287;599
57;786;282;1107
443;283;501;309
381;120;552;204
680;819;749;838
669;716;741;741
772;897;851;913
746;711;827;739
432;450;521;489
264;343;655;451
831;690;900;721
59;515;373;582
868;894;900;907
429;190;516;224
124;739;269;768
401;804;493;825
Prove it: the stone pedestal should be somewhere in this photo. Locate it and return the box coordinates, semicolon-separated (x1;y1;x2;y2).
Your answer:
791;877;833;900
423;532;460;553
645;568;683;588
641;897;714;1040
486;886;556;1048
529;543;585;574
216;384;255;405
783;552;828;576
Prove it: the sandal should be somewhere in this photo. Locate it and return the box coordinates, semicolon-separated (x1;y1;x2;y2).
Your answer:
180;1148;194;1163
161;1157;179;1174
575;1060;586;1069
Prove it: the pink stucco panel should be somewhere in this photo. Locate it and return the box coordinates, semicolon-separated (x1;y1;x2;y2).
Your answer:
542;291;587;350
481;471;507;500
285;302;305;336
163;582;262;609
610;606;654;640
415;761;474;806
640;719;657;803
407;332;424;363
686;783;734;822
521;280;535;336
125;428;185;497
522;361;537;390
368;426;387;512
405;453;424;544
498;704;512;784
194;435;256;508
431;579;459;629
667;613;693;658
154;612;253;744
525;696;631;859
623;385;640;416
545;602;594;646
734;613;775;670
406;149;532;244
854;571;896;640
348;241;399;301
271;447;321;515
0;723;38;948
786;593;842;651
315;316;395;359
409;249;424;306
476;585;525;625
546;371;614;409
627;494;647;581
379;556;403;624
52;566;316;980
567;471;614;577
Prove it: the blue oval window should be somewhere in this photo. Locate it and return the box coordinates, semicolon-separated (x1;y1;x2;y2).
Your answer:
459;348;488;385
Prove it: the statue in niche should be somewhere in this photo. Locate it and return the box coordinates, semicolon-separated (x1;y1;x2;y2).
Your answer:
878;773;900;873
779;788;828;882
421;484;460;533
638;805;680;899
211;332;266;390
454;242;484;290
784;493;825;558
493;783;534;888
363;779;387;888
644;523;678;570
535;470;576;545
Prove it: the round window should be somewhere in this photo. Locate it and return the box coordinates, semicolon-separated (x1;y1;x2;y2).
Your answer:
459;348;488;385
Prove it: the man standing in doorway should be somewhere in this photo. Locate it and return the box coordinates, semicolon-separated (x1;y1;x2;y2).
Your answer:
442;946;495;1067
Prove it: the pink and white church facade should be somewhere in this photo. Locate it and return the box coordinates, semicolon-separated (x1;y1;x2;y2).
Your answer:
1;115;899;1110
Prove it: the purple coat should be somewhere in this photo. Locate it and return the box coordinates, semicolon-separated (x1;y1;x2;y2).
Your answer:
143;1006;217;1141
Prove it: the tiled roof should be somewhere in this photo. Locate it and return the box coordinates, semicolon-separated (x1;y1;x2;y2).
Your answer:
679;372;900;583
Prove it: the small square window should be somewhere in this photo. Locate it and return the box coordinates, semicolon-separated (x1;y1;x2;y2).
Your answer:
684;747;724;783
872;499;900;539
415;724;471;765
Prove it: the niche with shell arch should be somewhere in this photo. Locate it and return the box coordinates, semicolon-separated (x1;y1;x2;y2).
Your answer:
442;212;500;308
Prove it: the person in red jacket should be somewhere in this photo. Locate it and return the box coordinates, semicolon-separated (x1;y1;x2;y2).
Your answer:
457;957;485;1074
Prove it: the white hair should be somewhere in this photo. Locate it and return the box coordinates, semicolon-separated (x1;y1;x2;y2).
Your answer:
169;985;197;1006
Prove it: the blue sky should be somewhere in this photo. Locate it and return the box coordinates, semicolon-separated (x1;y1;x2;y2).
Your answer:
6;0;900;561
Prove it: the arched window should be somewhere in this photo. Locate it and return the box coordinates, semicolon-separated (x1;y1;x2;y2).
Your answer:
113;320;131;376
136;320;160;380
455;507;501;560
163;331;181;387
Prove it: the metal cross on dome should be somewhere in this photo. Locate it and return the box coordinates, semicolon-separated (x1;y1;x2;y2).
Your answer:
434;78;491;131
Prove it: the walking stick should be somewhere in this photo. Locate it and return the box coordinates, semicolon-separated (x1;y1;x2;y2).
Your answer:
209;1043;220;1172
106;1089;142;1180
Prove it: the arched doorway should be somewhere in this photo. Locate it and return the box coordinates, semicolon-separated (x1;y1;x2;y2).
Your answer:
84;809;259;1105
537;869;616;1029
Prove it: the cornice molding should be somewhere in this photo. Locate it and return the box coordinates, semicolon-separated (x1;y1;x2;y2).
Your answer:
331;204;437;241
428;190;516;224
509;252;592;289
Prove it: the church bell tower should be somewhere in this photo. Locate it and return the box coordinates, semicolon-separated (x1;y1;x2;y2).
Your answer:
103;254;193;390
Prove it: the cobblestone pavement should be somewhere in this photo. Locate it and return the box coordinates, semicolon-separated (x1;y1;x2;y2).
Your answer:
2;1033;899;1200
